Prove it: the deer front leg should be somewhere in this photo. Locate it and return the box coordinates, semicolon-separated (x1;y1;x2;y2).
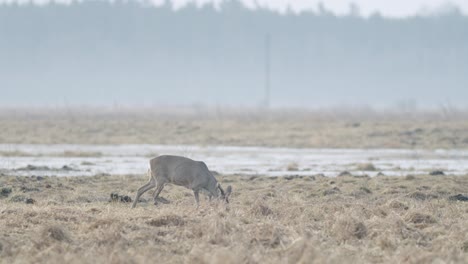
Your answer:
193;190;200;209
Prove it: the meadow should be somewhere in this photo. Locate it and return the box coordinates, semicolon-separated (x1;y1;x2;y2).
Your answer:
1;108;468;263
1;173;467;263
1;108;468;148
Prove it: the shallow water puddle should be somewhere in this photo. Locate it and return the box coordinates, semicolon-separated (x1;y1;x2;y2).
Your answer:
0;144;467;177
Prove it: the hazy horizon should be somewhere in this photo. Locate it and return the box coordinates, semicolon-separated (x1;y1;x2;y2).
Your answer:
2;0;468;17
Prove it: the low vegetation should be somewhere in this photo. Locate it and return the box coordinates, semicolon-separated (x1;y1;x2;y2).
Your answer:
1;173;467;263
1;109;468;148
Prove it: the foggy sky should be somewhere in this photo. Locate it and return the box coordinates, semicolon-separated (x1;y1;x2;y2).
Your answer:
0;1;467;109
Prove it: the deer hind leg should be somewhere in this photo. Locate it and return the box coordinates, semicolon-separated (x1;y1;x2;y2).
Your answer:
152;181;166;205
132;179;156;208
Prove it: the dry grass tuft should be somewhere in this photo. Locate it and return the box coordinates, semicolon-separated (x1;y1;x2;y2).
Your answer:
357;163;377;171
146;215;185;227
89;219;114;230
463;241;468;253
388;200;409;210
338;171;352;177
323;187;341;196
332;217;367;241
80;161;95;166
250;224;288;248
407;191;438;201
187;245;249;264
62;151;102;157
41;225;71;243
284;238;321;264
286;162;299;171
251;200;275;217
406;212;436;227
1;187;12;197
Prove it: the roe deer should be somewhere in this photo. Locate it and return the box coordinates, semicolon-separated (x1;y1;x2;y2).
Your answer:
132;155;232;208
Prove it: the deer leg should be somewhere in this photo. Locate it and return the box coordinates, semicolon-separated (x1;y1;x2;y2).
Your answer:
151;184;160;197
132;180;156;208
193;190;200;208
153;182;165;205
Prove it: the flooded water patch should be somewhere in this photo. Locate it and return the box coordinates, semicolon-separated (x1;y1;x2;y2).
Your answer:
0;144;467;177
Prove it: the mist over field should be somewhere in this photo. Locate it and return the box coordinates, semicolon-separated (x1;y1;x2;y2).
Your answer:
1;0;467;109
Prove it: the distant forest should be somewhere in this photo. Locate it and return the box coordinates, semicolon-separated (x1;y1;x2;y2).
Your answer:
1;1;467;108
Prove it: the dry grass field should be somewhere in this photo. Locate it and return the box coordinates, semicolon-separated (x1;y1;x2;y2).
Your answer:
1;173;468;263
1;108;468;148
1;108;468;263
